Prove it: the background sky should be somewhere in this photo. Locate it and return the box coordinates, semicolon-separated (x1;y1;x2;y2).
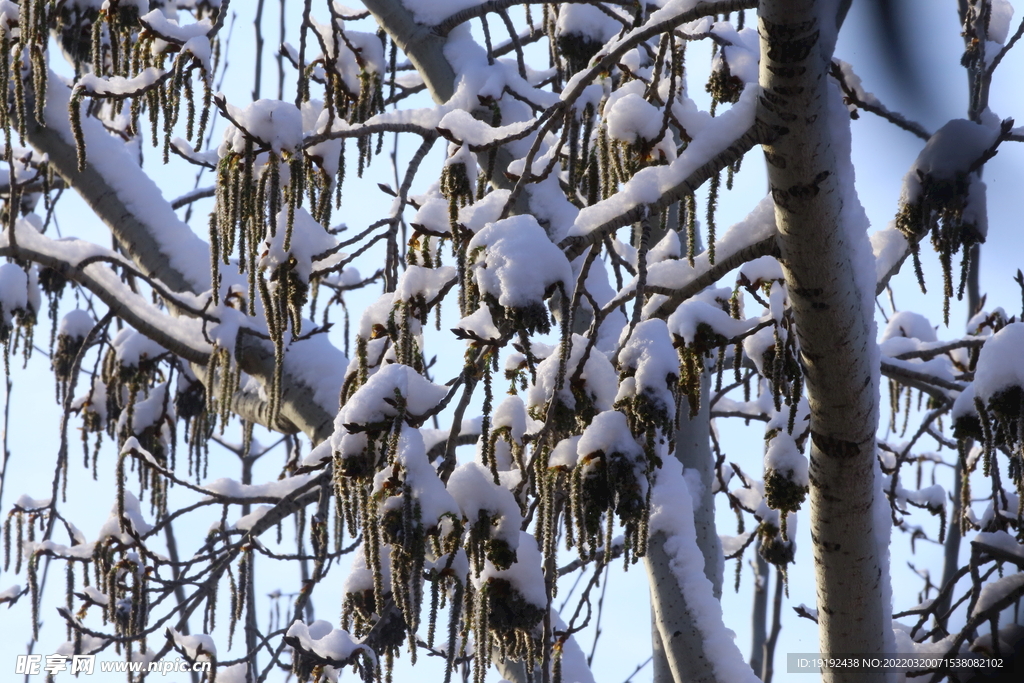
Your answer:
1;1;1023;681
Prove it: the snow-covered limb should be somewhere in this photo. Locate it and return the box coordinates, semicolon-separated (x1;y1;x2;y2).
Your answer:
560;117;774;261
878;359;965;401
0;227;211;364
27;73;340;442
829;60;931;141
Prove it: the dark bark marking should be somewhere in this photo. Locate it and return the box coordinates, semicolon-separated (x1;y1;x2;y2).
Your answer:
765;64;806;78
764;151;786;168
760;18;816;39
811;531;842;553
811;430;864;460
773;85;805;96
766;30;820;64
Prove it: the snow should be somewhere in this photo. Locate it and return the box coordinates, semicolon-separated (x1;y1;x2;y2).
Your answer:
715;24;760;85
223;99;304;154
395;265;456;303
951;383;977;422
376;426;460;527
221;504;270;532
617;319;678;419
457;189;511;234
54;634;109;658
973;322;1024;403
764;433;808;488
286;620;371;663
988;0;1015;44
215;664;250;683
207;302;246;353
0;263;29;322
261;208;338;283
974;531;1024;560
555;4;623;44
870;225;910;285
476;531;546;608
578;410;643;462
901;119;999;205
344;544;391;594
77;68;166;97
181;36;214;74
738;255;783;287
448;461;522;549
525;335;619;416
569;86;759;240
667;298;755;346
302;439;333;469
202;473;316;501
467;215;573;309
167;628;216;661
436;109;535;149
310;18;385;93
881;311;937;343
454;305;501;341
120;436;159;467
139;10;213;43
110;327;165;368
720;532;754;559
333;363;448;429
493;396;527;443
551;611;597;683
605;87;665;145
549;436;583;469
648;231;682;265
742;326;776;378
878;312;945;359
400;0;483;27
974;491;1021;529
118;383;174;436
618;195;776;307
971;572;1024;617
96;491;152;544
885;477;945;515
59;309;95;338
14;494;51;510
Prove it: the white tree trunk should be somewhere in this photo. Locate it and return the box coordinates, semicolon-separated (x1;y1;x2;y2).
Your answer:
646;376;736;683
757;2;891;681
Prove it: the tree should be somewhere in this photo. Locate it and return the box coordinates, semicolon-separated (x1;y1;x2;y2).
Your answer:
1;1;1022;682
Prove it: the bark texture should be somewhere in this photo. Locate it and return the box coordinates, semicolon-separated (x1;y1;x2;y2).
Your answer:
758;2;889;680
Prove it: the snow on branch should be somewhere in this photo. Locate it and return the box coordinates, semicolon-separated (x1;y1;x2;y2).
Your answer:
0;220;211;364
561;106;773;260
27;71;342;442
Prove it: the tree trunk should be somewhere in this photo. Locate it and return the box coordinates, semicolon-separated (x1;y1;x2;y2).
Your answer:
757;2;892;681
649;377;726;683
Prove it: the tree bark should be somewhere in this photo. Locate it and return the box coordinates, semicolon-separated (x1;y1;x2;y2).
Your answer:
757;2;891;681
